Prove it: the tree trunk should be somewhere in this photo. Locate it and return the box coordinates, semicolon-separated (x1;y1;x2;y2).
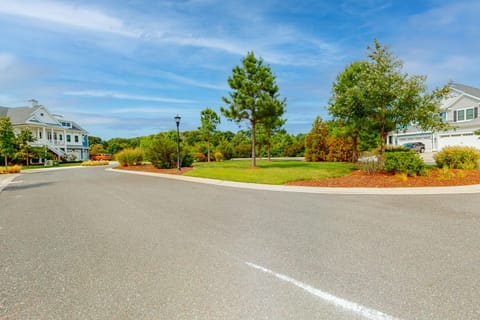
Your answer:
207;140;211;162
267;143;271;161
380;128;387;154
251;120;256;167
351;135;358;162
4;155;8;170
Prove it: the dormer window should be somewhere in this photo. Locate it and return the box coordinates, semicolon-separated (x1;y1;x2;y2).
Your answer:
61;121;72;128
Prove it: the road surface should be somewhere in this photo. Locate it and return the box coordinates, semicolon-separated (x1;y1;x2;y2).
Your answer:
1;166;479;319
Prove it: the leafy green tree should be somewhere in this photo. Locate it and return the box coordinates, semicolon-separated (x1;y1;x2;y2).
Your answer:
329;61;371;161
221;51;286;167
216;137;234;160
88;135;104;146
199;107;221;162
16;128;36;166
256;113;286;160
105;137;140;155
329;39;451;155
89;143;106;156
0;117;17;169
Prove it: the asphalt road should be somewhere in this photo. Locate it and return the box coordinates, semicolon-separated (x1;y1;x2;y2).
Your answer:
1;167;479;319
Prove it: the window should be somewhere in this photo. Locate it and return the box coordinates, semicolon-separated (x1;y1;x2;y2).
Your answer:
440;112;446;122
59;134;63;141
455;107;478;122
466;108;474;120
66;135;71;142
74;136;79;143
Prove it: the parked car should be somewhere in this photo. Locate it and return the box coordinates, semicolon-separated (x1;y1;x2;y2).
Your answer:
90;153;112;161
403;142;425;153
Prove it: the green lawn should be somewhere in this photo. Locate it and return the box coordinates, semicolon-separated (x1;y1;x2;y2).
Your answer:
184;160;356;184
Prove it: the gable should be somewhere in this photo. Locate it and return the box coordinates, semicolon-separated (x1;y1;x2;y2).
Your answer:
29;107;62;127
448;95;480;111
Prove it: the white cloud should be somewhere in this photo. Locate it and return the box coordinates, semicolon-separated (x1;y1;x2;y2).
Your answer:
63;90;196;104
0;0;140;37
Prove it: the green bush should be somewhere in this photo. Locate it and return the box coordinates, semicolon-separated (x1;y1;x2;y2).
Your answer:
434;146;480;169
384;150;425;176
115;148;144;166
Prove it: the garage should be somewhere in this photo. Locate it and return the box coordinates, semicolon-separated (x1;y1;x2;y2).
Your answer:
394;133;434;152
437;132;480;150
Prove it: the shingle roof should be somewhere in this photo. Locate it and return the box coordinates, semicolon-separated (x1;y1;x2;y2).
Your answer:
0;106;41;124
451;83;480;99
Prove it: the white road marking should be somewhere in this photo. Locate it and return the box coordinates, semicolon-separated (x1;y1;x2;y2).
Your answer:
245;261;402;320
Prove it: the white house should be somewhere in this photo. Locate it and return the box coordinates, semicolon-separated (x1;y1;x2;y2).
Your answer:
0;105;89;161
387;83;480;152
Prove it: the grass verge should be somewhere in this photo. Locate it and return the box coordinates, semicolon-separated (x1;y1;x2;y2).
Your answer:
184;160;356;184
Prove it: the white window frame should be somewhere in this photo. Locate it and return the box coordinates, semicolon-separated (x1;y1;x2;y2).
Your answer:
456;107;476;122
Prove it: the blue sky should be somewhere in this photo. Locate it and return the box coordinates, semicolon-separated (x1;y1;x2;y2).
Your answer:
1;0;479;140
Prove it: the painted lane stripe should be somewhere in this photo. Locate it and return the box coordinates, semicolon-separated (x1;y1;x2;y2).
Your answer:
245;262;402;320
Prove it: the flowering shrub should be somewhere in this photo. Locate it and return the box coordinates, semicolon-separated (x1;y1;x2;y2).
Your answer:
81;160;109;166
0;165;22;174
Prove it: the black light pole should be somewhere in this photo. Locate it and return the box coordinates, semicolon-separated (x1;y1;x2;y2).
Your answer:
174;115;181;172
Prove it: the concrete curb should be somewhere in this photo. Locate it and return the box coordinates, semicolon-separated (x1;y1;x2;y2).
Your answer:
106;168;480;195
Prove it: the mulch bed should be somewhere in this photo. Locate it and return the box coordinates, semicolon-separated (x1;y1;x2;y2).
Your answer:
286;169;480;188
116;164;480;188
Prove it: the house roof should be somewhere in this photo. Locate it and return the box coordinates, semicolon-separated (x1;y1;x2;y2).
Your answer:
451;83;480;99
0;106;41;124
0;106;88;133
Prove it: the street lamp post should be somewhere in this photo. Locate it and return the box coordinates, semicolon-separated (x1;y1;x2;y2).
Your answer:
174;115;181;172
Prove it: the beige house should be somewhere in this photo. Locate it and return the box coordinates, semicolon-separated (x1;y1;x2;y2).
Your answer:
0;105;89;161
388;83;480;152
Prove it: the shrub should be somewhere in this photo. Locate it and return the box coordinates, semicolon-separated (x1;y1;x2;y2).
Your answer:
115;148;144;166
358;157;385;174
434;146;480;169
214;152;223;162
0;165;22;174
81;160;109;166
193;152;206;162
384;150;425;176
142;134;178;169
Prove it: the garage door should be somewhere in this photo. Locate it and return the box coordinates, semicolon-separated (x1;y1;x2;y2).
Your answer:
396;134;433;152
438;132;480;150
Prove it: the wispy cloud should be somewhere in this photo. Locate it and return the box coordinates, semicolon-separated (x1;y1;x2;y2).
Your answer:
0;0;339;67
155;70;228;91
0;0;140;37
64;90;196;104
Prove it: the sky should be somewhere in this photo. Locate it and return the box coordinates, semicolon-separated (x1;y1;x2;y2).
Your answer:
1;0;479;140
